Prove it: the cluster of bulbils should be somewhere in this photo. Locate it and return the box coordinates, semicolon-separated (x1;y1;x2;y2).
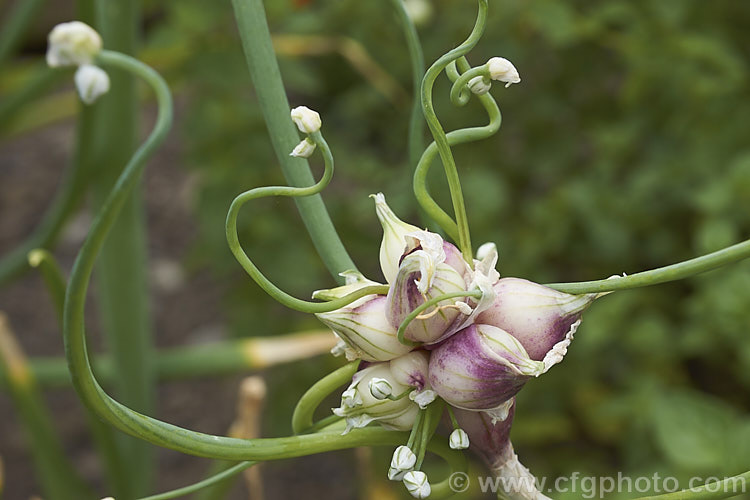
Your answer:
309;179;598;498
46;21;110;104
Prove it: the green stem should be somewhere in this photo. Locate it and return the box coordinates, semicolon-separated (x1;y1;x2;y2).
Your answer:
413;70;502;243
27;239;128;499
90;1;155;493
231;0;356;282
397;290;483;346
449;65;489;106
292;360;360;434
415;399;444;469
389;0;425;168
0;0;46;67
1;331;335;389
226;130;388;312
138;461;257;500
634;471;750;500
546;238;750;294
420;0;489;263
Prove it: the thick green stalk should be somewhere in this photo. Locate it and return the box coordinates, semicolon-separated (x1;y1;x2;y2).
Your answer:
89;2;155;495
292;361;359;434
389;0;425;168
0;314;93;500
1;331;335;389
231;0;356;283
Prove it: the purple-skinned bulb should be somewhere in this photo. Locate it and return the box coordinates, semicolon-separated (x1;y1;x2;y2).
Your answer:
476;278;597;361
386;231;469;345
428;324;547;422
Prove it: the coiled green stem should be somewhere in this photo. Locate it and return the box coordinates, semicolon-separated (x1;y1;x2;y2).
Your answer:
225;130;387;313
419;0;488;263
414;57;502;244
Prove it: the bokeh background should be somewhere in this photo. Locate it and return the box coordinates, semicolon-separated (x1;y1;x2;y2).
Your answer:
2;0;750;498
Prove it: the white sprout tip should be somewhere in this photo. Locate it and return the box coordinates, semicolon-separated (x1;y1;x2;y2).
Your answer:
369;377;393;400
487;57;520;87
74;64;110;104
449;428;470;450
46;21;102;67
290;106;321;134
403;470;431;498
290;138;316;158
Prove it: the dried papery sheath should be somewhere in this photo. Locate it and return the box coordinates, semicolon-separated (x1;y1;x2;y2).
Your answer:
409;388;436;409
333;363;419;434
386;231;468;344
74;64;110;104
403;470;431;498
46;21;102;67
476;277;597;362
290;105;321;133
487;57;521;88
428;324;544;416
372;193;421;284
312;270;381;301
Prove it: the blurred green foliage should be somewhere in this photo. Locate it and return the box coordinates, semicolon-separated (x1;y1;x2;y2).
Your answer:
40;0;750;496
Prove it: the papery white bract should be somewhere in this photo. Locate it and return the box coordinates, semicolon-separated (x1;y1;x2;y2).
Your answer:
372;193;421;284
476;277;596;361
